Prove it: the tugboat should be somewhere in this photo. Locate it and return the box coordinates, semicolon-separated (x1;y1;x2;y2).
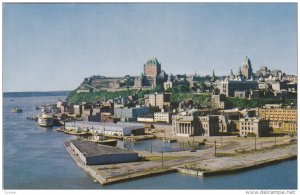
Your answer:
38;113;54;127
11;106;22;113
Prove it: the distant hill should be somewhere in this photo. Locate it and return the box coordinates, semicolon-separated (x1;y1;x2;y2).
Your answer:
3;91;70;98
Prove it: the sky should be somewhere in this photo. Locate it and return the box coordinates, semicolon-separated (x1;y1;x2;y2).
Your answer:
3;3;297;92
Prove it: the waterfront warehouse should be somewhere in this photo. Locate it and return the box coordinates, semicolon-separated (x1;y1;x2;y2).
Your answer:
65;121;144;136
69;140;138;165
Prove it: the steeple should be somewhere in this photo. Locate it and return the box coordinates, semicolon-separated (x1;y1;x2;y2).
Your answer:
230;69;234;78
211;69;216;82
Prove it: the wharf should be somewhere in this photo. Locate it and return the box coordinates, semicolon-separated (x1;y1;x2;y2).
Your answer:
176;144;297;177
123;135;155;141
65;139;297;186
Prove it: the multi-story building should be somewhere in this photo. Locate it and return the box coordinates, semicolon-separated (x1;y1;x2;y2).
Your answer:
172;115;200;137
74;105;82;116
137;115;154;123
234;90;249;99
216;115;236;134
240;56;253;80
145;93;171;109
134;58;168;88
216;79;258;97
172;115;219;136
100;112;119;123
211;94;227;109
154;112;171;123
65;121;144;136
239;117;270;137
114;106;149;121
258;107;297;134
163;80;173;90
144;58;161;77
57;100;67;109
282;75;297;83
198;115;220;137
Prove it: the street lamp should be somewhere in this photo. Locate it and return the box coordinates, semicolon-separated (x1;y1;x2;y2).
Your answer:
214;140;217;157
221;125;223;146
161;147;164;166
254;135;257;150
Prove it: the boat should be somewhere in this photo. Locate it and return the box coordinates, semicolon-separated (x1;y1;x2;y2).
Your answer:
26;116;38;121
38;113;54;127
84;134;117;146
11;107;22;113
64;129;90;136
35;106;40;110
93;139;117;147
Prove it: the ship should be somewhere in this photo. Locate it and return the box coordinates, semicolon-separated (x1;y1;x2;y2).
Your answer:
38;113;54;127
11;106;22;113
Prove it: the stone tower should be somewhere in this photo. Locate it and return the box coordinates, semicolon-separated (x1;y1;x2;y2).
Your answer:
241;56;253;80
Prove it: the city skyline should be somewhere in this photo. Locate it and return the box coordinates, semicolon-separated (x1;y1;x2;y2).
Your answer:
3;3;297;92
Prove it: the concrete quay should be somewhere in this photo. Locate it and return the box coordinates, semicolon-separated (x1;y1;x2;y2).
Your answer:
176;143;297;177
65;140;297;186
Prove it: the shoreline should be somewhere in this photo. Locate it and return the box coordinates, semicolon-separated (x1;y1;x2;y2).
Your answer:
64;141;297;186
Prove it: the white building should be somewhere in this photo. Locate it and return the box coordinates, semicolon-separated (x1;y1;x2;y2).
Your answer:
154;112;171;123
239;117;270;137
65;121;144;136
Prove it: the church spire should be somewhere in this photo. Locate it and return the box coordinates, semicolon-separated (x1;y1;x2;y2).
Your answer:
211;69;216;82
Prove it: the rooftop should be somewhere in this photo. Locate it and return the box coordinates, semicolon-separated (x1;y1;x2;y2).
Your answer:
70;140;136;157
66;121;144;128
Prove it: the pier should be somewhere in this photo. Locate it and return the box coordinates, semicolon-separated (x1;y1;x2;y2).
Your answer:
65;139;297;185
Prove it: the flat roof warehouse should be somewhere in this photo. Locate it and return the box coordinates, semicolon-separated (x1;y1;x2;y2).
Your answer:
71;140;136;157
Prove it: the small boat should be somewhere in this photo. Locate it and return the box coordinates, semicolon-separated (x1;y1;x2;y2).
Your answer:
35;106;40;110
26;116;38;121
94;139;117;147
84;134;117;146
55;127;66;132
64;130;90;136
10;99;14;101
11;107;22;113
38;113;54;127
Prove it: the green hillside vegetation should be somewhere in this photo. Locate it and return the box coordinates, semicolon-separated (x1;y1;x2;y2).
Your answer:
171;93;211;107
226;97;297;108
66;87;164;104
66;88;297;108
66;90;135;104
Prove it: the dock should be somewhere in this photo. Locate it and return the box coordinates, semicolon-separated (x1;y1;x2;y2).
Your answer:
176;144;297;177
65;140;297;185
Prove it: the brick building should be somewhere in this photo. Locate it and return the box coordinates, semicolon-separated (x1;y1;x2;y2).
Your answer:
258;106;297;134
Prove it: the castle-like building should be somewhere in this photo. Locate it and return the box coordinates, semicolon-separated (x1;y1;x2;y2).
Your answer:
134;58;167;88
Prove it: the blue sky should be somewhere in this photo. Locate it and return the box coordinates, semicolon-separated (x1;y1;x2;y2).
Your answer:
3;3;297;92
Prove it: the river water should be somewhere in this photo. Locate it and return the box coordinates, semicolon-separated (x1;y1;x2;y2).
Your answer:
3;94;297;189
